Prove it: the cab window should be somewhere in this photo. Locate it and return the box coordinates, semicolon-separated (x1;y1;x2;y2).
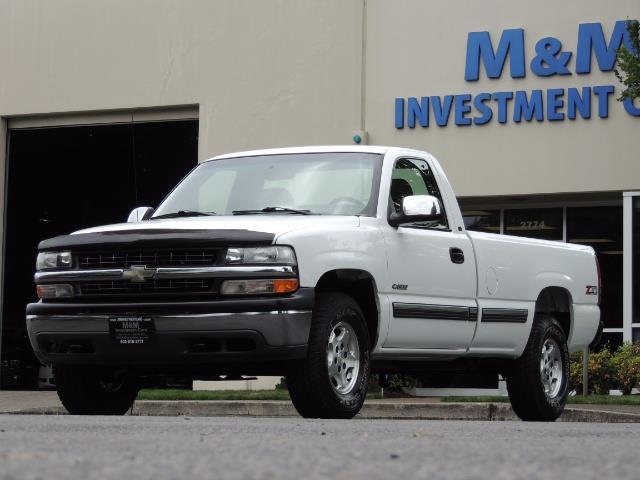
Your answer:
389;158;448;230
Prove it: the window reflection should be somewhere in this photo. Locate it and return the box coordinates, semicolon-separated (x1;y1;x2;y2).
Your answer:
462;210;500;233
505;208;563;240
634;198;640;325
567;206;623;329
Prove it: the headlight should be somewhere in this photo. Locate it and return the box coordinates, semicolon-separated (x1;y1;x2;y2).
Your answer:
36;251;72;270
225;246;296;265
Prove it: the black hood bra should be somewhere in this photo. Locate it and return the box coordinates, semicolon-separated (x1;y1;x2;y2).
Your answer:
38;228;275;251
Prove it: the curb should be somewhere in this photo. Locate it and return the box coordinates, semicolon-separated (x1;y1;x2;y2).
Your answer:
9;401;640;423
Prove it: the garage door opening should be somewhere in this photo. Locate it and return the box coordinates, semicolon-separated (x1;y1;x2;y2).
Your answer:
1;119;198;388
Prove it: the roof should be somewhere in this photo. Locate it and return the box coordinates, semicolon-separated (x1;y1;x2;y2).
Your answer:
205;145;393;162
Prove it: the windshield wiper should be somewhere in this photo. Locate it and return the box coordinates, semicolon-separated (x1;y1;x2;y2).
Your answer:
232;206;312;215
150;210;217;220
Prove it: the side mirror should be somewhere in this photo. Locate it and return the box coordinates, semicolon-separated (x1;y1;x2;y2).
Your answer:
388;195;442;227
127;206;155;223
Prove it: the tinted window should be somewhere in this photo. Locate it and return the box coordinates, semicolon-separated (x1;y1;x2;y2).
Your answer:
390;158;448;230
634;197;640;325
504;208;563;240
463;210;500;233
567;206;622;329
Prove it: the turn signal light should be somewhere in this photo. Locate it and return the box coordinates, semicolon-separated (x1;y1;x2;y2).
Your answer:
273;279;299;293
220;278;299;296
36;284;74;299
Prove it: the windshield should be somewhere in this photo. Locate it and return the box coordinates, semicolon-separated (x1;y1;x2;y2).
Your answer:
152;152;382;217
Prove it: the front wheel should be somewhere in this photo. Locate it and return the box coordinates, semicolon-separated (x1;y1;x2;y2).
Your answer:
54;365;140;415
506;314;570;421
286;292;370;419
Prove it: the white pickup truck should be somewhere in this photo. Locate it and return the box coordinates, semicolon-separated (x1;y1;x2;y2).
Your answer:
27;146;600;421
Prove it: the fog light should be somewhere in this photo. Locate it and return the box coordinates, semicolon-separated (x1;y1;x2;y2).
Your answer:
220;278;299;295
36;284;74;299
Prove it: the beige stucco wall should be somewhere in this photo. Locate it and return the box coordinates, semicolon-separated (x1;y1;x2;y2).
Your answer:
0;0;637;199
366;0;639;197
0;0;364;158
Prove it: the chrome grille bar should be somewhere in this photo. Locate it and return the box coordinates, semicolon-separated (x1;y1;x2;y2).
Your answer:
78;249;220;269
35;265;296;283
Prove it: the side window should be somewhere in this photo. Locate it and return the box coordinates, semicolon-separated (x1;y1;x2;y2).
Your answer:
390;158;448;230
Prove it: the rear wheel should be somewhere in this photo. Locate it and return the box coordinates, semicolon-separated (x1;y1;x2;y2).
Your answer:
286;292;370;419
507;314;569;421
54;365;139;415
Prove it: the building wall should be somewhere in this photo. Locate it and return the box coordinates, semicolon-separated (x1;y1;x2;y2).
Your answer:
1;0;637;197
0;0;364;157
0;0;637;387
366;0;639;197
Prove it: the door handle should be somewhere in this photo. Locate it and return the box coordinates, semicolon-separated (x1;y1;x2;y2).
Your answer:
449;247;465;264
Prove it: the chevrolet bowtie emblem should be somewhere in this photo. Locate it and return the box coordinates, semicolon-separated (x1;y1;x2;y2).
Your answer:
121;265;156;283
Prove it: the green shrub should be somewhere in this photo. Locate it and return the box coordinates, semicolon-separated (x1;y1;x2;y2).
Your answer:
569;345;617;395
275;377;287;390
385;374;418;392
570;343;640;395
569;351;585;393
611;342;640;395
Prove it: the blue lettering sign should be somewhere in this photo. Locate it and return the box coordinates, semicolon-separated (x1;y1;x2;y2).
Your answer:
567;87;591;120
465;29;525;81
530;37;572;76
395;21;640;129
576;21;634;74
513;90;543;122
394;98;404;129
593;85;614;118
546;88;565;121
407;97;429;128
492;92;513;124
623;98;640;117
454;94;472;126
473;93;493;125
431;95;454;126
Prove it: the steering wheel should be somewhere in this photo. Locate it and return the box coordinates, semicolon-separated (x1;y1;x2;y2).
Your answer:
328;197;366;215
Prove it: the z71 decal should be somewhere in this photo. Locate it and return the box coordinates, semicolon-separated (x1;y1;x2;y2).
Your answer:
392;284;408;290
585;285;598;296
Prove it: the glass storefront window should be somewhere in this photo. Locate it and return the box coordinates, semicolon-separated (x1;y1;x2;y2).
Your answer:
634;197;640;325
504;208;563;240
601;332;623;351
567;206;623;329
462;210;500;233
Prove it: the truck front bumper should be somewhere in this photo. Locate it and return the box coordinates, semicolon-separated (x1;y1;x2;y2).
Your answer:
25;288;313;365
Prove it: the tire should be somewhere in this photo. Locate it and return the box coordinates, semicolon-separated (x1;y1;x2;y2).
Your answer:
506;314;570;421
53;365;139;415
286;292;370;419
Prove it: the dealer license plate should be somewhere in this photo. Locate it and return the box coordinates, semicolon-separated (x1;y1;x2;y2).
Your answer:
109;317;155;346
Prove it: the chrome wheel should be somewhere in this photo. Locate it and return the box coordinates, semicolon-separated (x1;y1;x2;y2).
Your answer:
540;338;563;399
326;321;360;395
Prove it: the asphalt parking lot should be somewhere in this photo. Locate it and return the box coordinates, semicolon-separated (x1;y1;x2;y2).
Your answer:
1;415;639;480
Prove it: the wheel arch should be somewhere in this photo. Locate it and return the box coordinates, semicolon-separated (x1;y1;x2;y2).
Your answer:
315;269;380;349
534;286;573;342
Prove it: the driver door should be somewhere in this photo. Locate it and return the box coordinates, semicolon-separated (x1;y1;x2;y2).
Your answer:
382;157;477;350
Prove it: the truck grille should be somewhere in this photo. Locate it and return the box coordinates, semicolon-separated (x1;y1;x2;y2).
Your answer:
77;279;215;296
77;249;221;269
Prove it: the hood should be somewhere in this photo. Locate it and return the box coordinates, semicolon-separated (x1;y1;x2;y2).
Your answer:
38;215;360;251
